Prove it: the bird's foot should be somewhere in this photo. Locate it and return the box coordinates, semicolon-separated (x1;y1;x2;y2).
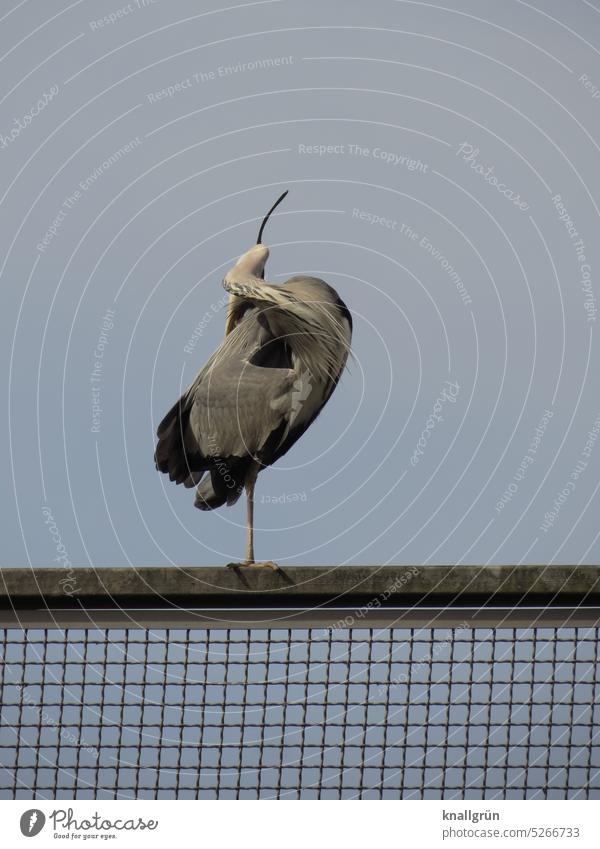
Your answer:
227;560;280;572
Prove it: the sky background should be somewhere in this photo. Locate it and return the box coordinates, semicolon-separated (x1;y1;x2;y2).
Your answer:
2;0;600;569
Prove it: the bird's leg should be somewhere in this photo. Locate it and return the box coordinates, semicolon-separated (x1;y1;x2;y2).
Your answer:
226;463;279;571
245;466;257;563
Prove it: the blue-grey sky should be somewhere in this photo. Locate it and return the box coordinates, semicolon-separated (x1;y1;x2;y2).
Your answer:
2;0;600;568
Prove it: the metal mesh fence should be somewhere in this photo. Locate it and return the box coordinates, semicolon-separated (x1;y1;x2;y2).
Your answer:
1;624;599;799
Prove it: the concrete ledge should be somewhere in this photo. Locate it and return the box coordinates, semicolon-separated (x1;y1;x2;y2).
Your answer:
1;564;599;604
0;565;599;628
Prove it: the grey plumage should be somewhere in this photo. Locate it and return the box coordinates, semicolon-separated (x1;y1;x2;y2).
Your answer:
155;198;352;565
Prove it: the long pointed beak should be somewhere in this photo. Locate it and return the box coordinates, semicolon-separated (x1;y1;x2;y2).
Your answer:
256;190;288;244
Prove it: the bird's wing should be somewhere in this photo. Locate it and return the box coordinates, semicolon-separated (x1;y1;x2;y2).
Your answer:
218;274;353;466
189;355;295;460
264;375;340;466
156;309;296;483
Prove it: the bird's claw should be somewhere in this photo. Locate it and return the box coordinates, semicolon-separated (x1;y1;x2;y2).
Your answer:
227;560;281;573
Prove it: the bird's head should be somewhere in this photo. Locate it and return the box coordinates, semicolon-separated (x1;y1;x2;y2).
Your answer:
222;191;352;382
231;243;270;279
224;191;288;336
230;189;289;279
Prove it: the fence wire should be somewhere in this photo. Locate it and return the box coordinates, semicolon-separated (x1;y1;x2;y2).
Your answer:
0;625;598;799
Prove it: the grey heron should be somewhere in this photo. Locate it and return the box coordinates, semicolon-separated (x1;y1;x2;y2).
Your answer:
155;192;352;568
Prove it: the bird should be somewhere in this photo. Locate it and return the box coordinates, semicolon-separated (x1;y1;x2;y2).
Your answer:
154;191;352;568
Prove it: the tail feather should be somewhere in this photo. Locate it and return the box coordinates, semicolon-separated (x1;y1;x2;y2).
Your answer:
156;398;251;507
194;467;244;510
194;474;227;510
155;397;203;487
